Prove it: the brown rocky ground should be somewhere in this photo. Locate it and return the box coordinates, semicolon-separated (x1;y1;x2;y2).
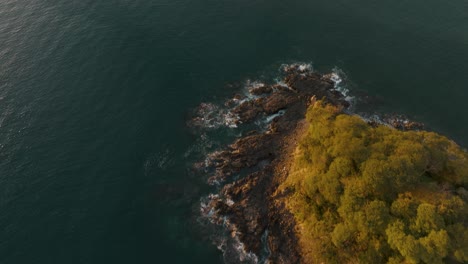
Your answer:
202;66;349;263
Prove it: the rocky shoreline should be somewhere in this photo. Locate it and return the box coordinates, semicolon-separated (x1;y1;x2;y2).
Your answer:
194;65;424;263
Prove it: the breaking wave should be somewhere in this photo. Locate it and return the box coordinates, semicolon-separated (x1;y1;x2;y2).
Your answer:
330;67;355;105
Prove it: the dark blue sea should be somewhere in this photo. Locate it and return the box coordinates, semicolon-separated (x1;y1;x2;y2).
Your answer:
0;0;467;263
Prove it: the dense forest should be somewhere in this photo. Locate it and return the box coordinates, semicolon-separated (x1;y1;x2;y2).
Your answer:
281;101;468;263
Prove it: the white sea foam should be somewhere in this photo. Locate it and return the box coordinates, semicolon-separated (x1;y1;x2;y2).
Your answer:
238;80;266;104
274;79;288;88
207;176;223;186
229;237;259;264
254;110;287;132
191;103;239;129
224;112;240;128
245;80;266;90
265;110;285;123
190;80;269;130
200;194;219;220
330;67;355;104
298;64;311;72
359;114;386;126
329;72;342;87
200;195;260;264
281;62;313;73
221;218;259;264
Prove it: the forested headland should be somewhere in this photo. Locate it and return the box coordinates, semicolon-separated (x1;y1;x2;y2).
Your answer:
282;101;468;264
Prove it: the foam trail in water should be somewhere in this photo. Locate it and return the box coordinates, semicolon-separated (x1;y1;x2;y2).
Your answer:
330;67;354;104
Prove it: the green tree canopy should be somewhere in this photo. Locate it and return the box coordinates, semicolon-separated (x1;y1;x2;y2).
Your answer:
282;100;468;263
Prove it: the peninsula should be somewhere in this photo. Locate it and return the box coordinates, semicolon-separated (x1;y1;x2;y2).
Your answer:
199;65;468;264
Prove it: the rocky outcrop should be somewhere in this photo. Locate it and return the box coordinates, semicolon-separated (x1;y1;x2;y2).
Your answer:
201;65;350;263
384;115;424;130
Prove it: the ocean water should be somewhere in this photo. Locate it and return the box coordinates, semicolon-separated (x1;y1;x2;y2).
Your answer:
0;0;467;263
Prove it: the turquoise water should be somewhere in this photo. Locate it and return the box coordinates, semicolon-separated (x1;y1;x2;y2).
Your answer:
0;0;467;263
